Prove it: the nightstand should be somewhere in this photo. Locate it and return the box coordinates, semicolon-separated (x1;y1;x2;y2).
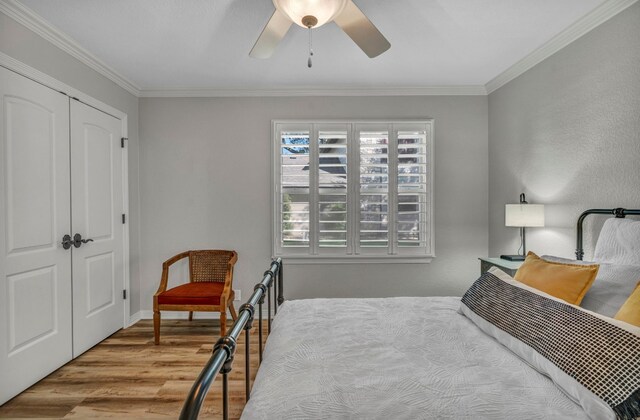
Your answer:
478;257;523;277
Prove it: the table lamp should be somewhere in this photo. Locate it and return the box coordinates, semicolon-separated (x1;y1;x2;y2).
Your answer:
501;193;544;261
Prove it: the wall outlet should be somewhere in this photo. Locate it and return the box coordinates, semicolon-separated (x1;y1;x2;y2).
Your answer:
234;289;241;301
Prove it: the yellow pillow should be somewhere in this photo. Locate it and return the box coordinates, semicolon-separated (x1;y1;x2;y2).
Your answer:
514;252;599;305
615;282;640;327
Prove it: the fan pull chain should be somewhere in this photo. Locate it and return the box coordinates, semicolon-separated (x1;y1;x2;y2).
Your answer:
307;27;313;68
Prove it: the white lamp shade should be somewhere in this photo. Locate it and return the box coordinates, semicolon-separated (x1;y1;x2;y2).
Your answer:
273;0;348;28
505;204;545;227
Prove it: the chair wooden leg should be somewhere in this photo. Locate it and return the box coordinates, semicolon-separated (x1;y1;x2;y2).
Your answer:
220;311;227;336
229;302;238;321
153;310;161;345
188;311;193;321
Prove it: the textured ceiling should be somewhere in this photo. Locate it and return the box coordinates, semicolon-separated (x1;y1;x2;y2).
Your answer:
17;0;607;90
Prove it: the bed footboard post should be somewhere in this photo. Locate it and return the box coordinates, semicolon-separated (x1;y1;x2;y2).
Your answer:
222;371;229;420
254;283;267;362
267;275;272;334
244;328;251;401
277;260;284;306
273;268;278;316
240;303;255;402
217;338;236;420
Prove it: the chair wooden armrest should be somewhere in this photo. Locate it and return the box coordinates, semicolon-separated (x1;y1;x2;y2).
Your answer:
220;253;238;305
154;251;190;297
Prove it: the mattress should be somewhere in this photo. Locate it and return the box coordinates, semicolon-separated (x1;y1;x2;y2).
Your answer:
241;297;587;419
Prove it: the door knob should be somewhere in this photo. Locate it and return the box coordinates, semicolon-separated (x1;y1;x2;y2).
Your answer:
61;234;73;250
73;233;94;248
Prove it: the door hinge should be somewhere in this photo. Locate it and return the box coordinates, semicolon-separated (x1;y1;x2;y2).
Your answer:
122;214;126;224
121;137;128;148
123;289;127;300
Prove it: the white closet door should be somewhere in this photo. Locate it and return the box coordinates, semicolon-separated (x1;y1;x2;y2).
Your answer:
0;67;73;404
70;100;124;357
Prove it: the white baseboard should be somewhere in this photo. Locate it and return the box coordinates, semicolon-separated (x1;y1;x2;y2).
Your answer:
127;311;142;327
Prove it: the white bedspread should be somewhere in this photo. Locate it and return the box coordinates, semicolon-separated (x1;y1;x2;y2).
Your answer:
241;297;587;420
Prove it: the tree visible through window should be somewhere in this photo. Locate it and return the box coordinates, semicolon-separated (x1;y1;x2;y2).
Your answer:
273;120;433;261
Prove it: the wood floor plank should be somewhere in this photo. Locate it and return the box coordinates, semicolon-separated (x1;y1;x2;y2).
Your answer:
0;320;267;419
0;395;86;418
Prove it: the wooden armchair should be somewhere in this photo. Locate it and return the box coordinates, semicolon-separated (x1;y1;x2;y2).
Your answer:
153;250;238;344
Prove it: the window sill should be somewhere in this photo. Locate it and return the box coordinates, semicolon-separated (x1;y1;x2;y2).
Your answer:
275;255;435;264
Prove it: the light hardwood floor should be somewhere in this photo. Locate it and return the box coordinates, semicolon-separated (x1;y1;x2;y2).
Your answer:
0;319;266;418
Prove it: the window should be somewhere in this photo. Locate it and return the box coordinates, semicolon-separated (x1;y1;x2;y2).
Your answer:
273;120;434;262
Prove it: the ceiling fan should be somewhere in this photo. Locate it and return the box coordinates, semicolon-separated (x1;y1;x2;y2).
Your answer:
249;0;391;63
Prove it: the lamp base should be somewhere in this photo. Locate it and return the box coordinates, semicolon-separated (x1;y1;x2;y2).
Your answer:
500;254;525;261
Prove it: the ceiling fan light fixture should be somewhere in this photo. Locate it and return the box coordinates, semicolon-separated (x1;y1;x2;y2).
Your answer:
273;0;348;28
251;0;390;60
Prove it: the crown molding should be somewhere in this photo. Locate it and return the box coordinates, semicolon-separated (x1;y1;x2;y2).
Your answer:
0;0;141;96
139;85;488;98
485;0;638;94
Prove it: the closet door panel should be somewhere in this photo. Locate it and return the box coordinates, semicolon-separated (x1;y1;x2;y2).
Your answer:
70;100;124;357
0;67;72;405
5;98;55;252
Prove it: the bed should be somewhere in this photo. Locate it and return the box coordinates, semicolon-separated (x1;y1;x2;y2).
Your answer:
180;208;640;420
242;296;590;419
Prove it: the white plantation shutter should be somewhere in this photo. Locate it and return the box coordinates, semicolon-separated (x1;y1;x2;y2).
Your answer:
278;125;311;253
396;125;431;255
318;127;349;250
356;125;390;252
273;120;433;261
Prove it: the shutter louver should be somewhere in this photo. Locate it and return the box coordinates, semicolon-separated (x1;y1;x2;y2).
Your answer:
397;129;428;248
358;130;389;248
281;130;310;247
318;130;348;248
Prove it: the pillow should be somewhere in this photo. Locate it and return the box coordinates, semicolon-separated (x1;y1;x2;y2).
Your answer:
542;255;640;318
541;255;595;265
460;268;640;420
594;217;640;266
514;252;598;305
615;282;640;327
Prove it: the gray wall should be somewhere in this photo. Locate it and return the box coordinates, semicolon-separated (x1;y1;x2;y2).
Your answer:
488;3;640;260
139;96;488;311
0;11;142;314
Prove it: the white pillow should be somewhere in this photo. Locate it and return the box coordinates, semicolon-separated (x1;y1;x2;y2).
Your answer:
593;217;640;265
542;255;640;317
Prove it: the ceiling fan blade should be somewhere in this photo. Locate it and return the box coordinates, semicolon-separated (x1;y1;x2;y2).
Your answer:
249;9;292;59
333;0;390;58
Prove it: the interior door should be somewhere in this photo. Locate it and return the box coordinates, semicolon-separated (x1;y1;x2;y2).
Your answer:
0;67;73;404
70;100;124;357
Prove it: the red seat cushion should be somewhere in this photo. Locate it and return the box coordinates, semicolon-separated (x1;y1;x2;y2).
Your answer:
157;282;225;306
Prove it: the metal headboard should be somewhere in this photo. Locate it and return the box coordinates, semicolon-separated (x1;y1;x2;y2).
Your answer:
575;208;640;260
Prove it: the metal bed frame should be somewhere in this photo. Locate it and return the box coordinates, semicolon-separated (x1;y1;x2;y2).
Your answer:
179;257;283;420
575;208;640;260
178;207;640;419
